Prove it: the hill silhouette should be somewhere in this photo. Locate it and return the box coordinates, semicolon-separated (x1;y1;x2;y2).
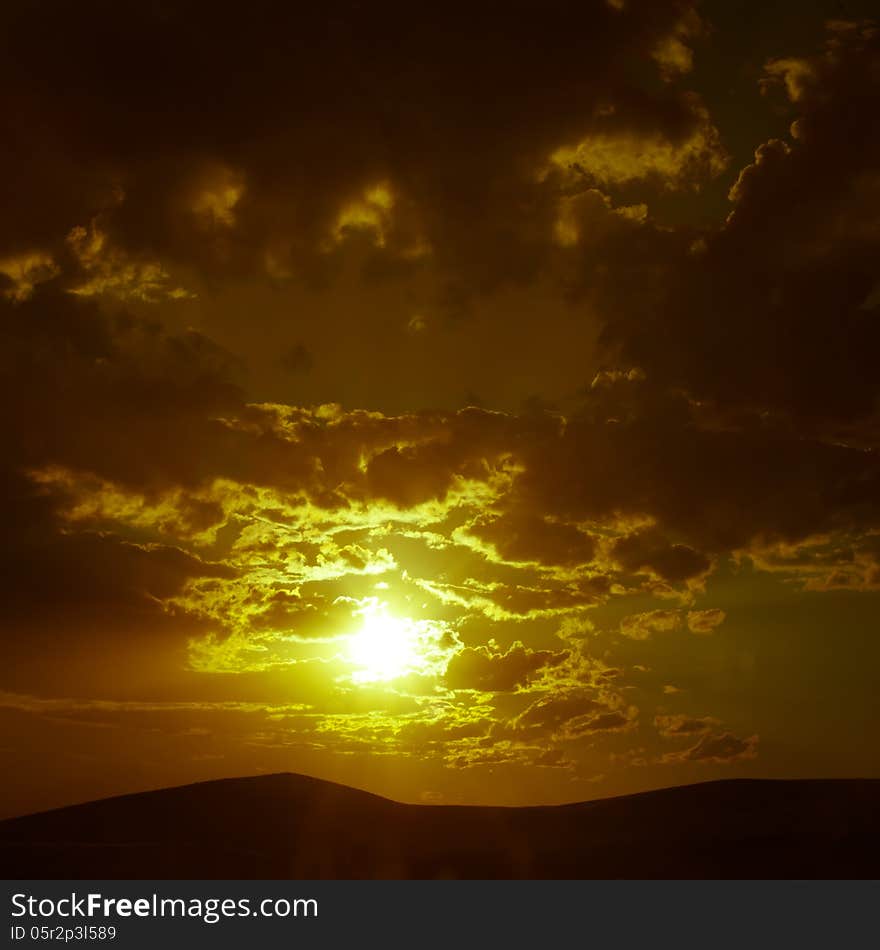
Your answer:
1;774;878;878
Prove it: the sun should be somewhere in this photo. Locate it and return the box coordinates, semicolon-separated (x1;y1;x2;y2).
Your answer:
347;603;421;683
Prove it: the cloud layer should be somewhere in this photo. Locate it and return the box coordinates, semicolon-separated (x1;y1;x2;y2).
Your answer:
1;4;879;812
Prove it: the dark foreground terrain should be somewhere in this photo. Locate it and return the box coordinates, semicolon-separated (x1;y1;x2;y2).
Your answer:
1;774;878;878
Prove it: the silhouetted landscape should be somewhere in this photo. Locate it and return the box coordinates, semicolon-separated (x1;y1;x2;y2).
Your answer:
1;774;877;879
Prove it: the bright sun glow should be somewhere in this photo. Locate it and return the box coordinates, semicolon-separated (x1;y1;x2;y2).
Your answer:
347;603;421;683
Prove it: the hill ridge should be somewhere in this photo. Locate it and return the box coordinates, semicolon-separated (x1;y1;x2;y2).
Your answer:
2;774;878;879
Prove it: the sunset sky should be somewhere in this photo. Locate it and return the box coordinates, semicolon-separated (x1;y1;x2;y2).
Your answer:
2;0;879;818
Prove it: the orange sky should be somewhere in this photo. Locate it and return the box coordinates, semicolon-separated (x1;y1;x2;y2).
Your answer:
1;0;879;818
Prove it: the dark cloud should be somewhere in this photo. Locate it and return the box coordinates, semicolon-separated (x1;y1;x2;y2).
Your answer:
620;609;682;640
611;528;710;583
0;468;231;696
666;731;759;763
598;21;880;427
503;689;634;741
467;511;598;567
444;642;567;692
0;0;721;304
686;608;726;634
654;713;719;736
517;387;880;564
247;592;357;641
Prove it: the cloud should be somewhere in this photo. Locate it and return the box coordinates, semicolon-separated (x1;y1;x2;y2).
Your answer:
654;713;719;736
66;220;193;301
4;283;877;717
0;0;720;304
444;642;568;692
651;9;702;81
0;251;58;301
611;528;711;584
516;385;880;567
664;731;759;764
545;94;725;190
464;510;598;568
0;469;232;696
561;708;636;738
686;608;726;634
599;20;880;427
620;609;682;640
746;533;880;593
506;689;634;740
